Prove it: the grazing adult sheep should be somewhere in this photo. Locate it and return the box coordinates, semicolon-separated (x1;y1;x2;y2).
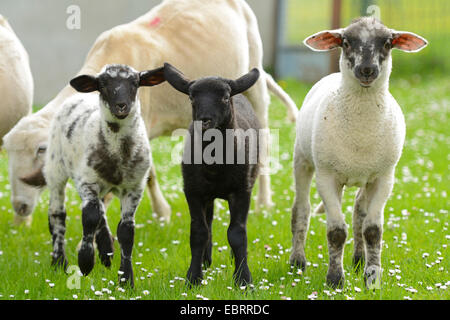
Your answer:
0;14;34;222
290;17;427;289
164;63;261;287
23;64;165;287
0;15;33;141
3;0;298;225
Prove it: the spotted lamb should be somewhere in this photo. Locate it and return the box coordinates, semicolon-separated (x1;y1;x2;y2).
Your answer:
22;64;165;287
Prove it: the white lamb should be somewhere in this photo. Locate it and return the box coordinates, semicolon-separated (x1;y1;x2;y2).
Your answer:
290;17;427;289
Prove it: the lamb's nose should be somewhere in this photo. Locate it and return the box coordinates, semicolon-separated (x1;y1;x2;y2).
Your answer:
361;66;375;77
201;119;212;130
116;103;127;112
13;201;28;216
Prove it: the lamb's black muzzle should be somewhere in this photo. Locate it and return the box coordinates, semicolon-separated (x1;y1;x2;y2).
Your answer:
355;64;379;86
111;103;130;119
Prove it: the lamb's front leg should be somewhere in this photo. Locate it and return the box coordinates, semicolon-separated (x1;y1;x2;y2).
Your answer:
290;154;314;271
77;183;102;276
316;172;346;288
363;171;395;289
185;195;209;287
117;188;144;288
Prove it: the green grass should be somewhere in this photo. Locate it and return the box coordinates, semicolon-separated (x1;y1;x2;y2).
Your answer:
0;74;448;300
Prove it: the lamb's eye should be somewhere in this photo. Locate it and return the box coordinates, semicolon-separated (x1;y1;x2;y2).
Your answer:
37;146;46;155
223;96;230;103
384;41;391;50
343;39;350;49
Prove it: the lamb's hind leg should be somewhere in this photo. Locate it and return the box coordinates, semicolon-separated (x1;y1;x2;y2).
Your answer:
290;154;314;271
228;191;252;286
362;171;395;289
316;172;346;288
353;188;368;272
203;200;214;269
48;180;69;271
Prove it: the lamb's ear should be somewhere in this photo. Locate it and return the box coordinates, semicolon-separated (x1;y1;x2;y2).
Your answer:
391;31;428;52
163;63;192;95
304;29;343;51
139;67;166;87
70;75;99;93
228;68;260;96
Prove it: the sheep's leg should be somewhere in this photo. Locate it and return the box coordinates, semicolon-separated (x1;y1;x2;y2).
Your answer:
94;201;114;268
77;183;102;276
362;171;394;289
186;195;209;286
290;155;314;271
48;181;68;271
316;172;346;288
246;78;273;211
203;200;214;269
147;164;171;222
117;189;144;288
228;192;252;286
353;188;368;272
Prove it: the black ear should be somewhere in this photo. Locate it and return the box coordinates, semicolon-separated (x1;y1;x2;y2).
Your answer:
139;67;166;87
228;68;260;96
163;63;192;95
70;75;99;93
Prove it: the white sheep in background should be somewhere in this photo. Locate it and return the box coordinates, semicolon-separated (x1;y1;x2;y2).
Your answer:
2;0;298;226
0;15;33;139
0;15;34;224
290;17;427;289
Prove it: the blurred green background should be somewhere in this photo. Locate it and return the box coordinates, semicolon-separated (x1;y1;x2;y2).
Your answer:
285;0;449;77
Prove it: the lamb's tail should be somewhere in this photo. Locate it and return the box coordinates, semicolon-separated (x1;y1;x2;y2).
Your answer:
265;72;298;122
313;201;325;215
20;166;46;187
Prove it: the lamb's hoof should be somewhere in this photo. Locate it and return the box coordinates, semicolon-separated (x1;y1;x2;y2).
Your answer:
118;262;135;288
326;270;345;289
202;256;212;270
289;253;307;272
51;255;68;272
352;254;365;273
186;270;203;288
78;242;95;276
118;273;134;289
97;234;115;268
233;268;252;288
364;265;382;290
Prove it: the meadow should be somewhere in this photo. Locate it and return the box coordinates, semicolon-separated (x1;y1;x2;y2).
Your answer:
0;68;448;300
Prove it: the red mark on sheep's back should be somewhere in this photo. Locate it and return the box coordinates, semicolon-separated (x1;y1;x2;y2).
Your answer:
149;17;161;27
